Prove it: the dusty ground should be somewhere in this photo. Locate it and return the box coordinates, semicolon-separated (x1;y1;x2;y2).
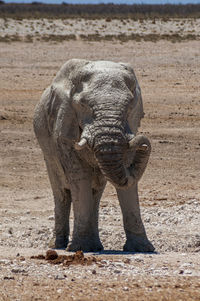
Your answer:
0;19;200;300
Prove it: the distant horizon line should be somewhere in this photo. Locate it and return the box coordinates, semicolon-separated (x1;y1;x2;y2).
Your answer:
3;0;200;5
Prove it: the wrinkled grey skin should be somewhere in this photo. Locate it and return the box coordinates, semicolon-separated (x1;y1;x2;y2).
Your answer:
33;59;155;253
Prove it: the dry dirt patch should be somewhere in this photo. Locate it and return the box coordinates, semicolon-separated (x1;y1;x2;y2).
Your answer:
0;39;200;299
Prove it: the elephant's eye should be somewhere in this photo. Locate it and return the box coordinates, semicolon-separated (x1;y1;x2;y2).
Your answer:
77;97;89;109
73;94;86;106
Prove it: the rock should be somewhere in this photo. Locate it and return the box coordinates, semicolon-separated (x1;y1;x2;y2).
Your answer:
4;276;15;280
134;257;144;263
19;256;26;261
8;227;13;235
114;269;121;274
184;270;193;275
0;260;11;265
11;268;27;274
55;274;65;280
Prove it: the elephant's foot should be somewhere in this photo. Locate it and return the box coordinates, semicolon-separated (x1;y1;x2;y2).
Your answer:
48;236;68;249
123;235;155;253
67;237;103;252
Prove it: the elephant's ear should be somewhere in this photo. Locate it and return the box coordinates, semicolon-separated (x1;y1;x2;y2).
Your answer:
127;80;144;135
44;83;80;147
45;59;91;146
120;63;144;135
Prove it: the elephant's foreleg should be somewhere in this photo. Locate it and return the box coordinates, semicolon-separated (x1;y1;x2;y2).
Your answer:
51;189;71;248
117;184;155;252
67;179;104;252
92;185;106;237
45;157;71;249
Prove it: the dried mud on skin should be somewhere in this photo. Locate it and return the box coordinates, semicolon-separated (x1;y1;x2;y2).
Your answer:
31;250;100;266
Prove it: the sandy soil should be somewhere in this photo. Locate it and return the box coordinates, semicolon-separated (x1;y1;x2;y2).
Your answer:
0;28;200;300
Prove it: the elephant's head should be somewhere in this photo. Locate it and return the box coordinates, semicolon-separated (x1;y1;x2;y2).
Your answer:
54;59;151;189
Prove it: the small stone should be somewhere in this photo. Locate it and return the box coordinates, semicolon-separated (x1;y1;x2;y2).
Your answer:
0;259;10;265
55;274;65;280
48;215;54;220
123;287;129;291
180;263;192;268
184;270;193;275
135;258;144;263
92;269;96;275
12;268;26;274
114;269;121;274
20;256;25;261
4;276;15;280
8;227;13;235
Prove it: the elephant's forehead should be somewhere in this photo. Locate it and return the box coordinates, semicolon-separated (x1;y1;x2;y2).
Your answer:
88;60;124;70
82;64;133;88
82;67;135;94
83;61;129;78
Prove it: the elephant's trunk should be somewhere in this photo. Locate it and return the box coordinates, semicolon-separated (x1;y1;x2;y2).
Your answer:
92;123;129;188
75;121;151;189
94;132;151;189
94;142;128;188
127;135;151;184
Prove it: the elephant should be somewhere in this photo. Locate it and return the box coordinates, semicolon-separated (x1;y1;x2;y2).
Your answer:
33;59;155;253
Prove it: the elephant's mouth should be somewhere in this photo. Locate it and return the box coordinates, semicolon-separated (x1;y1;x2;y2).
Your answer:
75;128;151;189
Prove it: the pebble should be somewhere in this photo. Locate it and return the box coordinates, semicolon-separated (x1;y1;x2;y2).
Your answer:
55;274;65;280
180;263;193;268
4;276;15;280
11;268;27;274
114;269;121;274
134;257;144;263
183;269;193;275
0;260;10;265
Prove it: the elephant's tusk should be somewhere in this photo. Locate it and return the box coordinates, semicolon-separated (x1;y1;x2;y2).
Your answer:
74;138;87;150
129;135;150;151
137;144;148;152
